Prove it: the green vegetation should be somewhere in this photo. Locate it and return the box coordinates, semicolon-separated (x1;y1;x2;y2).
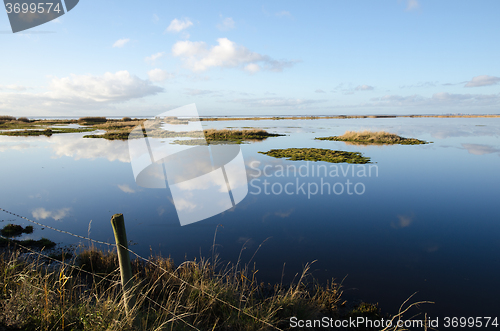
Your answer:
0;127;96;137
0;245;400;331
85;127;283;143
260;148;371;164
77;116;108;125
1;224;55;249
17;117;30;123
0;224;33;237
315;130;430;145
171;129;284;145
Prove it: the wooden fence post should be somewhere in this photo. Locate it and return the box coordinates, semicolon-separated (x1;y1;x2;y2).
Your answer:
110;213;136;317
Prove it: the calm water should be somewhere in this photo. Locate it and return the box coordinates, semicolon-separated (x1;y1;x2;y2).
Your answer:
1;117;499;319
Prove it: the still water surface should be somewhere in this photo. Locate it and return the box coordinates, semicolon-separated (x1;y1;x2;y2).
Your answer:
1;117;499;318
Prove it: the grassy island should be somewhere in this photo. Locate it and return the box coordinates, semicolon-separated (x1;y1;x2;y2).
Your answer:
0;224;55;249
173;129;284;145
260;148;371;163
0;116;283;143
316;130;430;145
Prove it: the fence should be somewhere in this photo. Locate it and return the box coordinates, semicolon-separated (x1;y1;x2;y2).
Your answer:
0;207;283;331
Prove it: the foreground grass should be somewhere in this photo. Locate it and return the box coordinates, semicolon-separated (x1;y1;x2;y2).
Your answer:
315;131;430;145
0;246;392;331
260;148;371;164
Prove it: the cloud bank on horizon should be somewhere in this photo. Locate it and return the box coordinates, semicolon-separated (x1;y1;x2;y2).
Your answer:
1;0;499;116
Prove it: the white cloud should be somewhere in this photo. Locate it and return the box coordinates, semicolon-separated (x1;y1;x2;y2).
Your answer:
47;71;163;103
462;144;500;155
315;89;326;93
217;16;235;31
465;75;500;87
276;11;292;17
118;184;135;193
367;92;500;111
0;71;163;115
400;81;437;88
172;38;297;72
174;198;196;211
152;14;159;22
406;0;419;11
145;52;166;65
48;134;131;162
147;68;173;82
244;63;260;73
184;88;214;96
0;84;29;91
234;97;325;108
32;207;70;221
112;38;130;48
165;18;193;33
355;85;374;91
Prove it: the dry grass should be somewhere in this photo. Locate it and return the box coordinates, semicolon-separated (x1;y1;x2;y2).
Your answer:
0;243;399;331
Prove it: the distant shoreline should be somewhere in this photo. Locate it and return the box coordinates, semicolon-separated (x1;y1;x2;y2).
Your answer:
197;114;500;121
11;114;500;121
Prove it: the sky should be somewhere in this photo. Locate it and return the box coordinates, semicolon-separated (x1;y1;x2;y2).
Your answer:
1;0;499;117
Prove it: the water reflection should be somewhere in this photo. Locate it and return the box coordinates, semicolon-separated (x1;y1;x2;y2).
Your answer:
391;213;414;229
0;117;500;319
32;207;71;221
462;143;500;155
49;134;130;162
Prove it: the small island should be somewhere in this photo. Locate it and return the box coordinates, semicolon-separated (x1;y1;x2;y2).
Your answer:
0;116;284;143
259;148;371;163
173;129;284;145
315;130;430;145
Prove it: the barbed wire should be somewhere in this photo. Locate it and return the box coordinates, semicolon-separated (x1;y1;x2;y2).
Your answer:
0;234;202;331
0;207;284;331
0;207;115;247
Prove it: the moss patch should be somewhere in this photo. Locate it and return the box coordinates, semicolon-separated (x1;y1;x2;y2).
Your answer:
316;130;430;145
259;148;371;163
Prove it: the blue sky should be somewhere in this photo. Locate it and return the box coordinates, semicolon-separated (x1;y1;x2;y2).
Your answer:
1;0;499;117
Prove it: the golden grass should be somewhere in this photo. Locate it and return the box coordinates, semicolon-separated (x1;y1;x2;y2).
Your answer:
0;244;395;331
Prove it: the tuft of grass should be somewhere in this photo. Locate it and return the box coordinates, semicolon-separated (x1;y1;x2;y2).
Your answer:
0;115;16;121
316;130;430;145
16;117;30;123
78;116;107;124
260;148;371;164
1;224;33;237
122;116;132;122
0;243;428;330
